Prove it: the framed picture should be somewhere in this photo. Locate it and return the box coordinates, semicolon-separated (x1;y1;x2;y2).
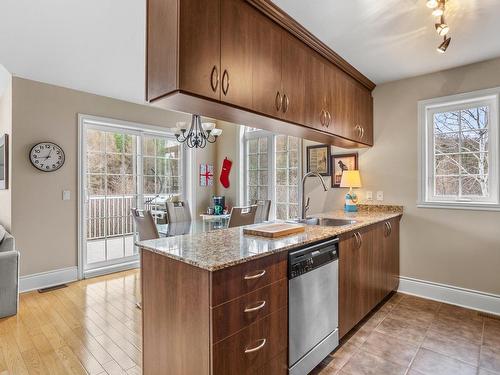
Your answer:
199;163;214;187
306;144;331;176
331;153;358;188
0;134;8;190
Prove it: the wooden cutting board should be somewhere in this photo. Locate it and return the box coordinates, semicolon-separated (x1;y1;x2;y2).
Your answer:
243;223;306;238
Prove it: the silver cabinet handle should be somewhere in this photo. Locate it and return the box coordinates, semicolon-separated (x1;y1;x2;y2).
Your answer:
275;91;282;111
210;65;219;93
354;232;361;249
326;111;332;128
320;109;326;126
222;69;229;96
244;300;266;313
244;339;266;354
384;222;390;237
361;127;365;139
282;94;289;114
388;221;392;235
244;270;266;280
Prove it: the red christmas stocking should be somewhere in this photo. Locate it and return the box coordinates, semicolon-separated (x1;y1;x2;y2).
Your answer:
220;157;232;188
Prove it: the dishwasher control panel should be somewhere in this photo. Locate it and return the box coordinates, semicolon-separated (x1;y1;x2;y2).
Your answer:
288;238;338;279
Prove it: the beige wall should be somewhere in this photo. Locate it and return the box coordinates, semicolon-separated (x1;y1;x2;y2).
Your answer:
214;121;241;208
304;57;500;295
0;67;12;231
10;77;216;276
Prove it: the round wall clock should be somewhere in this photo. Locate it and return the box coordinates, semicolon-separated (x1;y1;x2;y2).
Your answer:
29;142;65;172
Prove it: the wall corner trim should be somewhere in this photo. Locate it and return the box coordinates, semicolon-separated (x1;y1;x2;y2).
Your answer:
398;276;500;316
19;266;78;293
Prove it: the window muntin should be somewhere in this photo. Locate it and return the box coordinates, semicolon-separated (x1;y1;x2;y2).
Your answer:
432;105;490;199
244;128;301;220
419;89;499;210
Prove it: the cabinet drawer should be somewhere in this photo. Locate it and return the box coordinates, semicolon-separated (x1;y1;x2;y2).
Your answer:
253;350;288;375
211;253;287;306
213;307;287;375
212;278;287;343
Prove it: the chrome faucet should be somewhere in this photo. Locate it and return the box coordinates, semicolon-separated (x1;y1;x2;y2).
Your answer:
301;171;328;220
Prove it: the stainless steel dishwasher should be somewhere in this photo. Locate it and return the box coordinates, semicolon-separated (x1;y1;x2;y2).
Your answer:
288;238;339;375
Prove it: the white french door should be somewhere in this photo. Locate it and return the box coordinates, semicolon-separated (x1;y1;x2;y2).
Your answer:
78;115;184;278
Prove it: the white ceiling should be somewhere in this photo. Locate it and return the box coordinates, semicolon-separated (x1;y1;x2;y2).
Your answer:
1;0;499;104
273;0;500;84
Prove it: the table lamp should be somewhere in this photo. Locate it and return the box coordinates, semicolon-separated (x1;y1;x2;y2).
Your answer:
340;170;362;212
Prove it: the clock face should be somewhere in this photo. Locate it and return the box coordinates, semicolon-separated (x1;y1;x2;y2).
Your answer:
30;142;65;172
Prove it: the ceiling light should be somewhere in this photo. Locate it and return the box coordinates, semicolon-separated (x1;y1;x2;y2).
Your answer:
435;21;449;36
426;0;438;8
432;7;444;17
437;36;451;53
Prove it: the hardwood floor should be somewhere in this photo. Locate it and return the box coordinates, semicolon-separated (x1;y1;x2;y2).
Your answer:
2;270;499;375
0;270;141;375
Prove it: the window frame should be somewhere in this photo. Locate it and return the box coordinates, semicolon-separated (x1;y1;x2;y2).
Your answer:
418;87;500;211
243;128;302;220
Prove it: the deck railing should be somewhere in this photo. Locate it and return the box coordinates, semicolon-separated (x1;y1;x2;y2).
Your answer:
86;195;160;240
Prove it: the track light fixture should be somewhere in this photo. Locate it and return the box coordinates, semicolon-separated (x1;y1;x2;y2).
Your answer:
435;16;449;36
426;0;438;8
437;36;451;53
425;0;452;53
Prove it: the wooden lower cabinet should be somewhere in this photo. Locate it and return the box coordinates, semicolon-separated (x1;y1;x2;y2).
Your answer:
141;250;288;375
339;217;401;338
213;307;288;374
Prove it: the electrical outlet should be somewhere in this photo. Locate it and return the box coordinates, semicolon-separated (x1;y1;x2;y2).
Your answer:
366;191;373;201
63;190;71;201
376;191;384;201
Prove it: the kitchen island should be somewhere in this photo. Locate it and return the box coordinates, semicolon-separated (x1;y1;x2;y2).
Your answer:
137;206;402;375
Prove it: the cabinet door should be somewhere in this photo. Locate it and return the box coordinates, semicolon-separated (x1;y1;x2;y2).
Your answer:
359;228;377;315
332;73;356;140
281;32;308;124
252;14;282;118
179;0;220;100
339;232;363;338
305;53;328;131
220;0;253;108
388;219;400;292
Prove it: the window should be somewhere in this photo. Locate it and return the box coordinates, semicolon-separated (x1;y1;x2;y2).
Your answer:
418;87;500;210
244;128;301;220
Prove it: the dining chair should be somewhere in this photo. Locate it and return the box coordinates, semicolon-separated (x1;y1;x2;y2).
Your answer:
131;209;160;310
165;201;192;223
252;199;271;223
228;205;258;228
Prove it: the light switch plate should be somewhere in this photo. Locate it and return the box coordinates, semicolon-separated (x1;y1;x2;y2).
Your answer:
366;191;373;201
63;190;71;201
376;191;384;201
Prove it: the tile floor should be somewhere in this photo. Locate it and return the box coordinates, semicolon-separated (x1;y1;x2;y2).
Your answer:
310;293;500;375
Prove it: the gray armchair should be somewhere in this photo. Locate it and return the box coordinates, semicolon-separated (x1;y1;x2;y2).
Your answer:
0;225;19;318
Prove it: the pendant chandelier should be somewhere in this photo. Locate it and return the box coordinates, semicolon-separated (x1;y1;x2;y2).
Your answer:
173;114;222;148
426;0;451;53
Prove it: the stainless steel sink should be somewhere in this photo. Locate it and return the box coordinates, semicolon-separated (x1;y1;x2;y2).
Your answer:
287;217;357;227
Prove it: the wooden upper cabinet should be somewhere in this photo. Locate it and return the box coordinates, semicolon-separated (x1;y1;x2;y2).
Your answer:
306;53;329;131
251;11;282;118
281;32;308;125
146;0;180;101
146;0;375;147
178;0;221;100
353;84;374;145
220;0;253;108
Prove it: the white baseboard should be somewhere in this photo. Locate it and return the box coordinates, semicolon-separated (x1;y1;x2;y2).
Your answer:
83;260;139;279
19;266;78;293
398;276;500;316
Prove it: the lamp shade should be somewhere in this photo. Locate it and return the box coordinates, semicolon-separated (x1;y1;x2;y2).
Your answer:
340;170;362;188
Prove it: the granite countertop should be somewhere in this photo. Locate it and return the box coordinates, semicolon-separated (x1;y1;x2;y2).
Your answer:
137;205;403;271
